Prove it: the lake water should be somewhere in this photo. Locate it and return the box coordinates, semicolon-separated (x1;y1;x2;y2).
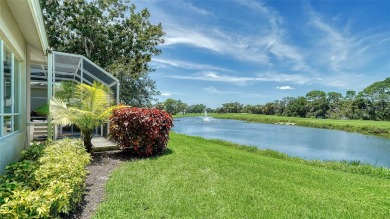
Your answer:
172;117;390;168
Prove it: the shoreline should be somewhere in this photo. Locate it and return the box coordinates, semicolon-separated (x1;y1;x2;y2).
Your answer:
172;132;390;178
174;113;390;138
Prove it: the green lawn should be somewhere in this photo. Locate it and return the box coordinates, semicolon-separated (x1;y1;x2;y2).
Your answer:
93;133;390;218
206;113;390;138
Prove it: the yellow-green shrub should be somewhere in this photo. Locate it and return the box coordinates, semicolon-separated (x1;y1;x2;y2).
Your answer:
0;139;90;218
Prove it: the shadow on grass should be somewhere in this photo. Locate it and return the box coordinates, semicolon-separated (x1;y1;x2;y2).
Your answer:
91;147;174;163
161;148;174;156
91;150;133;162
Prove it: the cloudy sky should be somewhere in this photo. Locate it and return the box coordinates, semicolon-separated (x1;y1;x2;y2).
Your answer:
132;0;390;108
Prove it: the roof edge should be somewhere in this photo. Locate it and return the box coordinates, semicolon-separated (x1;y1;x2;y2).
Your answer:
28;0;49;55
53;51;120;83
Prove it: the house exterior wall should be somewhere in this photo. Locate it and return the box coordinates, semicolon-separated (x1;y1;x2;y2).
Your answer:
0;1;28;174
0;67;26;173
0;0;26;61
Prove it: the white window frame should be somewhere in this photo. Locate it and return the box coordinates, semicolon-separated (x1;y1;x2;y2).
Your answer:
0;38;22;139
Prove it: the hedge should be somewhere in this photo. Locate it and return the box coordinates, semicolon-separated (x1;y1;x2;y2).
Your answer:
0;139;91;218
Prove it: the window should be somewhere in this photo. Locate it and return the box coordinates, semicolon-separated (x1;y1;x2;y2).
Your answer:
0;39;21;138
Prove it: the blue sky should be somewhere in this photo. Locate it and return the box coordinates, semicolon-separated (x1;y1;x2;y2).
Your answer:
132;0;390;108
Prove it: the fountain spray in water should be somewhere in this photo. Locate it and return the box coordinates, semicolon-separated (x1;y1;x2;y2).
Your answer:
202;110;210;122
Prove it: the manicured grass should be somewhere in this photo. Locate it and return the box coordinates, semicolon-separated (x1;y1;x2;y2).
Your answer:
209;113;390;138
93;133;390;218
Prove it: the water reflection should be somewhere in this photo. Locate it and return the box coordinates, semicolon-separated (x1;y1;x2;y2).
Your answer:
172;117;390;167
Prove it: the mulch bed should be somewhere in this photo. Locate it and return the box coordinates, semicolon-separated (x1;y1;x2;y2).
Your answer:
63;151;132;219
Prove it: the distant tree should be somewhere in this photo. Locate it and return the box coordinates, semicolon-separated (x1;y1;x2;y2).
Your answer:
187;104;207;113
175;100;188;114
285;97;307;117
326;92;343;118
154;102;164;110
273;100;285;116
206;108;215;113
163;99;177;114
215;107;225;113
262;102;275;115
340;90;358;119
221;102;243;113
242;104;255;114
357;77;390;120
306;90;328;118
217;78;390;121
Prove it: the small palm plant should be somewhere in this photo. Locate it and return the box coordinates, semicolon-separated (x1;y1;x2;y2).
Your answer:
49;82;117;153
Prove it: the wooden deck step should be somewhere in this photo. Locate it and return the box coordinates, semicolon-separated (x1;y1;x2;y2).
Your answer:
91;136;120;152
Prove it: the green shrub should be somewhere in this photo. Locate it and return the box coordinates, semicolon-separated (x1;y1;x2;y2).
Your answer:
3;160;38;189
20;141;49;161
110;107;173;157
0;139;91;218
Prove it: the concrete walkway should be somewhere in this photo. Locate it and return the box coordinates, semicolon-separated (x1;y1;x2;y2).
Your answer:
91;136;119;152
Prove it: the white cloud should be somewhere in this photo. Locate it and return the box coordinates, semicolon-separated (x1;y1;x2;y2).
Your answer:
159;91;188;97
155;0;310;68
233;0;309;71
203;87;266;98
160;92;171;96
187;2;213;16
303;3;390;89
163;26;271;64
256;73;311;85
163;27;223;52
306;4;350;72
203;87;240;94
170;71;312;86
152;58;231;72
276;86;294;90
268;39;310;71
234;0;282;27
144;0;389;91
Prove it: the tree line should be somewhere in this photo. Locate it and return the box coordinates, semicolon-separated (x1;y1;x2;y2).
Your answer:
159;77;390;121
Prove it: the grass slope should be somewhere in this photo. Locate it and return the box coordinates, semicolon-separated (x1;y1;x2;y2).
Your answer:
93;133;390;218
210;113;390;138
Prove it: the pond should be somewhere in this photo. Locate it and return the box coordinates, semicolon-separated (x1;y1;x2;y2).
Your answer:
172;117;390;168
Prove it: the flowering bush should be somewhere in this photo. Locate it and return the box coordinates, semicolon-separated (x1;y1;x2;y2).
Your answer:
110;107;173;157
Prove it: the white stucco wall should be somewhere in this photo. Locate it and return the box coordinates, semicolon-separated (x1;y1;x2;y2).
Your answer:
0;0;26;61
0;1;28;174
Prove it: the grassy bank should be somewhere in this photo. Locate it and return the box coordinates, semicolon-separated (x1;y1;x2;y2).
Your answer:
208;113;390;138
93;133;390;218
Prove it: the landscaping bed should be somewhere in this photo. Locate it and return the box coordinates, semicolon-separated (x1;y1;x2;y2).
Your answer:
64;151;129;219
0;139;90;218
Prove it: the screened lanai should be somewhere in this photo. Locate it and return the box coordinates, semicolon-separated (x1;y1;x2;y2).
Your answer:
29;51;120;140
30;51;119;101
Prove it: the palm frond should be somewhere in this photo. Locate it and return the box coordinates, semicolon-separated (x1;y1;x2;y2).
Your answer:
49;97;73;126
99;105;125;120
73;82;114;114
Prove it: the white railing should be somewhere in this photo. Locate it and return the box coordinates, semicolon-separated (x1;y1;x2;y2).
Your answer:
95;121;110;138
28;122;48;141
28;120;110;141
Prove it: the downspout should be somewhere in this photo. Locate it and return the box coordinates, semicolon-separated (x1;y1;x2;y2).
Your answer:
26;46;31;143
47;50;53;139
